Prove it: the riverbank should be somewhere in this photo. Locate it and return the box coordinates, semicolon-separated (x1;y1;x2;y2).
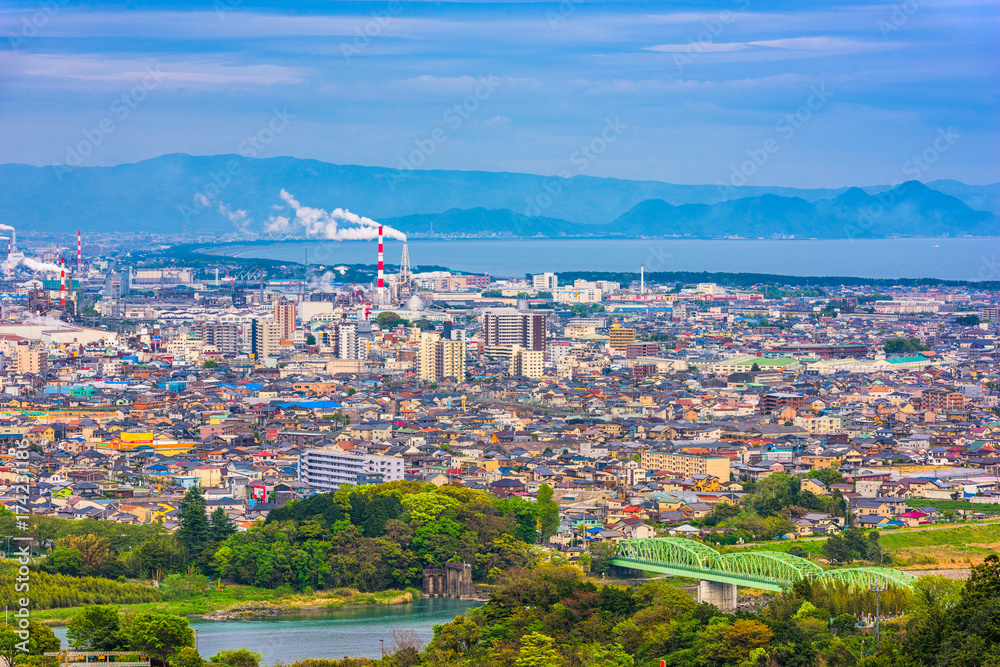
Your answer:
34;585;422;626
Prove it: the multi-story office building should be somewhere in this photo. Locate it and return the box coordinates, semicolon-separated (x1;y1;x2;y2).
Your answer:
483;308;546;352
298;446;405;492
532;273;558;290
250;318;281;359
419;332;466;381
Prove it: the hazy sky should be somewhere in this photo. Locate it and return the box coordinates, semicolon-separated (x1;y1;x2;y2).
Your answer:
1;0;997;187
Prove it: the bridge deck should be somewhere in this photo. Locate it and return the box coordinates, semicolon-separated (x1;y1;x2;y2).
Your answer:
609;557;790;592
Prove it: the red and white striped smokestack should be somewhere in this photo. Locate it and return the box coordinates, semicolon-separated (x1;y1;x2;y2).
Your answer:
377;225;384;297
77;231;82;271
60;257;66;308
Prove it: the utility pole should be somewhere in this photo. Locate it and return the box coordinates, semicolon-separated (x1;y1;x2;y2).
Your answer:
869;579;887;649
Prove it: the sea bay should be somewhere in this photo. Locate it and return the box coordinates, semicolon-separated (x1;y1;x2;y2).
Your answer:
222;238;1000;281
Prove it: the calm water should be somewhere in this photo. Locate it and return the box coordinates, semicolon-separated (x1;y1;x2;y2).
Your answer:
226;237;1000;281
53;598;479;664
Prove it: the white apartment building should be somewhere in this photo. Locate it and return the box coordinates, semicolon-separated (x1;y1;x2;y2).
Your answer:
298;446;405;492
419;331;466;381
532;273;558;290
509;345;544;378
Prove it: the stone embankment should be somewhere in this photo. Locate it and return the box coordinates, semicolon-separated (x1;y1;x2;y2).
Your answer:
201;602;280;621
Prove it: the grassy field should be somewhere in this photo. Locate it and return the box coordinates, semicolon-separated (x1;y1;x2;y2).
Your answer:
717;523;1000;569
879;524;1000;568
906;498;1000;514
33;586;419;625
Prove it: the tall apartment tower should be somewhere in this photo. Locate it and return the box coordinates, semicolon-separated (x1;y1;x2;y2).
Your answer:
251;318;282;359
196;323;240;354
335;321;362;360
273;299;297;340
419;331;466;382
483;308;546;352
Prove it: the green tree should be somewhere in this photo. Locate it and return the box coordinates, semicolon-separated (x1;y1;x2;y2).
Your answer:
788;545;809;558
831;613;857;635
171;647;204;667
159;574;210;600
67;605;123;651
583;644;635;667
0;621;59;667
536;484;560;544
120;613;195;667
305;334;317;345
0;627;22;667
203;360;220;369
376;312;404;329
956;314;981;326
822;533;855;564
515;632;563;667
751;362;761;372
177;487;209;556
589;541;618;574
807;468;845;486
883;337;928;354
209;648;263;667
47;545;82;575
209;507;237;542
699;618;773;667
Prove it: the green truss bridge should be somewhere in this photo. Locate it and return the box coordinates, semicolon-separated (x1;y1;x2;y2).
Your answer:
609;537;917;611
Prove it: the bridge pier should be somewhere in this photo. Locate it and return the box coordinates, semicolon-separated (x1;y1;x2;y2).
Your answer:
698;579;737;612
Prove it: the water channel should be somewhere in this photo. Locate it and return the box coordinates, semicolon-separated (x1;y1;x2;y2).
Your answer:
53;598;480;663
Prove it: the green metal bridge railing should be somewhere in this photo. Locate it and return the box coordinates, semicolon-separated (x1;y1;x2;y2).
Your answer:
608;537;917;590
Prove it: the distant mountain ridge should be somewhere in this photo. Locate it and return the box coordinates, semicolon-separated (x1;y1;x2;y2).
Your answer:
0;154;996;238
600;181;998;238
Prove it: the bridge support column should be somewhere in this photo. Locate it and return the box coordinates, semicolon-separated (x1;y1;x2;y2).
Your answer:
698;580;737;612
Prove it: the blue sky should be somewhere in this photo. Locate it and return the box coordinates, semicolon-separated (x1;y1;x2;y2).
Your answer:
1;0;997;187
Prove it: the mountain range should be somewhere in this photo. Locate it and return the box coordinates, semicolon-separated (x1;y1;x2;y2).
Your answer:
0;154;997;239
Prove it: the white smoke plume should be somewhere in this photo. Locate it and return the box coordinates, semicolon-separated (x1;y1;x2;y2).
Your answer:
218;203;255;237
310;271;337;293
0;225;14;234
26;314;67;326
20;257;62;273
266;190;407;241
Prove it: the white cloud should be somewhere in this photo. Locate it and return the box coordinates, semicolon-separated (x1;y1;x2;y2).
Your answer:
0;53;305;89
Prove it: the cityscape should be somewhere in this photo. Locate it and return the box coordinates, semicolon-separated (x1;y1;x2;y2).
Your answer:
1;0;999;666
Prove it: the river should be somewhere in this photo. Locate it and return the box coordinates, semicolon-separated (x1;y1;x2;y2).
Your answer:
214;237;1000;281
52;598;479;663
